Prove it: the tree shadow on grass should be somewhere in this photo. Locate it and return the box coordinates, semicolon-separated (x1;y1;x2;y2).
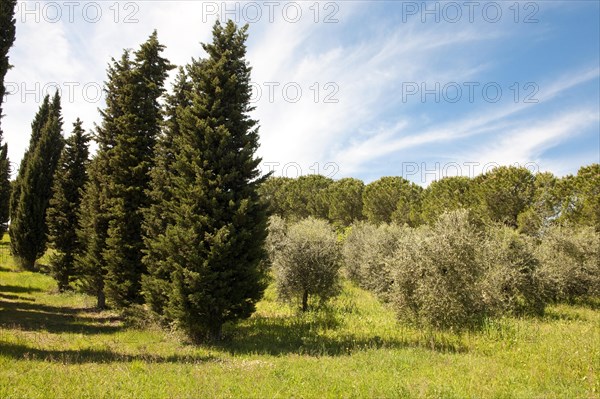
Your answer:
0;341;216;364
217;312;469;356
0;299;123;335
0;293;36;302
0;284;43;294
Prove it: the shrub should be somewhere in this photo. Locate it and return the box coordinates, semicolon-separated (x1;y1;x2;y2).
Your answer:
273;217;342;311
480;226;546;316
389;210;487;331
536;225;600;302
342;221;407;301
341;221;377;282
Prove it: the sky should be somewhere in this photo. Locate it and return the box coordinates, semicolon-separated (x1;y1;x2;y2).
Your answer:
2;0;599;185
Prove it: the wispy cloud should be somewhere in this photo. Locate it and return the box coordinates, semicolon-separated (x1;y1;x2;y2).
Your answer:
2;1;598;182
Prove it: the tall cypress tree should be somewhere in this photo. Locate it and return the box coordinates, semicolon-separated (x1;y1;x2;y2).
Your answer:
102;31;173;307
76;156;109;308
78;32;172;308
144;21;269;341
10;92;64;269
77;52;132;308
0;0;17;237
142;67;191;313
10;96;52;220
46;119;90;291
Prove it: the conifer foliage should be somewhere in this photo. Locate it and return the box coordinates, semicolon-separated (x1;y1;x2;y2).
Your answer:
78;32;173;308
102;31;173;307
46;119;90;291
143;21;269;341
142;67;191;314
10;93;64;270
0;0;17;237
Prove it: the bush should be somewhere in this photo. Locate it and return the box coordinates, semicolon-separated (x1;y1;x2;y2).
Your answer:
480;226;546;316
536;225;600;302
342;221;407;301
389;210;487;331
273;217;342;311
341;221;377;282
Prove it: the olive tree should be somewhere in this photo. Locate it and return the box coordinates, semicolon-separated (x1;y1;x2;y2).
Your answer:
342;221;407;301
273;218;341;311
389;210;487;331
536;225;600;302
480;225;546;316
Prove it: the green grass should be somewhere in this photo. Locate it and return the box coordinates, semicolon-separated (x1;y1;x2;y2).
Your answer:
0;237;598;398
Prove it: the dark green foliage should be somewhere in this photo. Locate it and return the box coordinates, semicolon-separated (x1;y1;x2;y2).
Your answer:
273;218;341;311
326;177;365;227
46;119;90;291
102;31;173;307
0;0;16;237
421;176;474;224
285;175;333;221
76;53;131;308
76;158;109;309
10;93;64;270
143;21;269;341
0;144;9;237
76;32;172;308
258;176;293;218
142;66;191;314
362;176;414;224
0;0;16;104
391;181;423;227
475;166;535;228
10;96;52;224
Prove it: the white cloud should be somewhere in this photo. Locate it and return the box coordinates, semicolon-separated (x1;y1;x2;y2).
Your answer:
1;1;597;183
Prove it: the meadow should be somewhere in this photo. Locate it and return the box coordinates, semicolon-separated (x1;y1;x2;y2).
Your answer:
0;237;598;398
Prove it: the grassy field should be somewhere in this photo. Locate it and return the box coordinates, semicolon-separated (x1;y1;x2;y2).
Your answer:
0;237;598;398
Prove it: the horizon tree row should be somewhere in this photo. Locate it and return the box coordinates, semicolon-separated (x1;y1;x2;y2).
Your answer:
258;163;599;233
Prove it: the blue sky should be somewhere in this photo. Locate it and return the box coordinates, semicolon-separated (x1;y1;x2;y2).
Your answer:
3;0;599;184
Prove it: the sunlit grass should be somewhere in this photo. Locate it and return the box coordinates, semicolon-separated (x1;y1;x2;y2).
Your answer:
0;238;598;398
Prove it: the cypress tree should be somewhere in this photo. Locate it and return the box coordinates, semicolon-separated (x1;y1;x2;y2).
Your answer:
144;21;269;341
142;67;191;314
46;119;90;291
78;32;172;308
76;156;109;308
0;0;17;237
10;92;64;269
102;31;173;307
77;52;133;308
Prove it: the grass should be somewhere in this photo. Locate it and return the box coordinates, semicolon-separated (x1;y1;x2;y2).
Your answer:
0;236;598;398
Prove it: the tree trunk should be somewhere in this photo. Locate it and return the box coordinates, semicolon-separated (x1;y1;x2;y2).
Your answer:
17;256;36;271
210;323;223;342
97;289;106;310
302;290;308;312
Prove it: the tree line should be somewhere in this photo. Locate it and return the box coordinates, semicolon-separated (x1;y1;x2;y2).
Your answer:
259;164;599;233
